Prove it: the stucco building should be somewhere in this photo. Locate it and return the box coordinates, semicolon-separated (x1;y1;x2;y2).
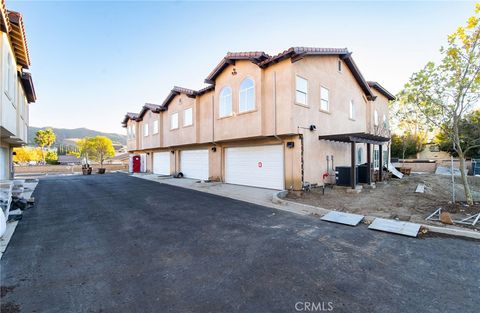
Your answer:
122;47;394;190
0;1;36;180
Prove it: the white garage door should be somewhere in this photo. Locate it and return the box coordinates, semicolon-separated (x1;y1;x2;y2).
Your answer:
153;152;170;175
180;150;209;180
225;145;284;190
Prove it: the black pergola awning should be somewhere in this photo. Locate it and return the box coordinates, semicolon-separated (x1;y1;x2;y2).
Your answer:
318;132;390;145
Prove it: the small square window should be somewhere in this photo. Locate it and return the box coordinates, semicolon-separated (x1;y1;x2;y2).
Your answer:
349;100;355;120
144;123;149;136
171;113;179;130
183;108;193;126
320;86;329;111
295;76;308;106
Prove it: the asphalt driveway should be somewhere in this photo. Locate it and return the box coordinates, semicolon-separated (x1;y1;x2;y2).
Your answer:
1;173;479;313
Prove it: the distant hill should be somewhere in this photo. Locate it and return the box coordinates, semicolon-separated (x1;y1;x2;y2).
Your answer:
28;127;126;146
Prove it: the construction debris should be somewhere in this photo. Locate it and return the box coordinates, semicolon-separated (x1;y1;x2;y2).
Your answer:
455;213;480;226
415;183;426;193
439;212;454;225
368;218;421;237
425;208;443;222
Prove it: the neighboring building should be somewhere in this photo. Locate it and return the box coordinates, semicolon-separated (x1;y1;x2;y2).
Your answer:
122;47;394;190
0;2;36;180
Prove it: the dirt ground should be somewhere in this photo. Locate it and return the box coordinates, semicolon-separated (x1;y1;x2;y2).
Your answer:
287;173;480;230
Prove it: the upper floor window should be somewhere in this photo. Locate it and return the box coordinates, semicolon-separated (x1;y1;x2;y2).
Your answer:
295;76;308;105
239;78;255;112
338;59;342;72
4;52;14;100
383;114;388;129
171;113;179;130
153;120;159;134
349;100;355;120
131;125;135;137
144;123;149;136
320;86;329;111
374;110;379;126
219;87;232;117
183;108;193;126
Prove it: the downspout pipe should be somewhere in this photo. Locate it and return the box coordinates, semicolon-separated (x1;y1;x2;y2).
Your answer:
273;71;282;142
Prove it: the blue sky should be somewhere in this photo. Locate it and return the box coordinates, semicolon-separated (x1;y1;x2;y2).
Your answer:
8;0;477;134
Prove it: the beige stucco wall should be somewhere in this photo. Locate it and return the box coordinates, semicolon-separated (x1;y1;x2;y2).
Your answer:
125;54;390;190
164;93;196;147
369;89;390;135
138;110;161;150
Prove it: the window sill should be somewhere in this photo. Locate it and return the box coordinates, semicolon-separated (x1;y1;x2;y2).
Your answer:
170;128;179;131
294;102;309;108
349;118;356;121
319;109;330;114
183;124;194;128
237;108;257;116
217;114;234;120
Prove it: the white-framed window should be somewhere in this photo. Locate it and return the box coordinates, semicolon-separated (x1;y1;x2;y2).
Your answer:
349;100;355;120
171;113;178;130
374;110;379;126
239;78;255;112
144;123;149;136
132;125;135;137
219;87;232;117
4;51;14;100
383;114;388;129
320;86;329;111
183;108;193;126
357;147;363;164
153;120;159;134
373;148;379;169
295;75;308;105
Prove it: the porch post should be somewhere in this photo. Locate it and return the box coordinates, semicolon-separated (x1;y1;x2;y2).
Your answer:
366;143;372;184
378;144;383;182
351;141;356;189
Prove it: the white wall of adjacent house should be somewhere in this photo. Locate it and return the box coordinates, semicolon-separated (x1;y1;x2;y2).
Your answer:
0;146;8;180
1;33;18;136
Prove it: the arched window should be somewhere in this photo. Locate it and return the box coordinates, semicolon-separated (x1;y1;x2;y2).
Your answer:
239;78;255;112
219;87;232;118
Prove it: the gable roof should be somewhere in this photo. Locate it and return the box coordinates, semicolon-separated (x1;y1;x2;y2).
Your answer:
0;0;9;33
7;10;30;68
205;51;270;84
121;112;139;127
204;47;375;100
367;81;395;101
138;103;162;119
161;86;197;109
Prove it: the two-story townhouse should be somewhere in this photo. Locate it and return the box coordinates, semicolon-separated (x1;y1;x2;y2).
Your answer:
122;47;394;191
0;3;36;180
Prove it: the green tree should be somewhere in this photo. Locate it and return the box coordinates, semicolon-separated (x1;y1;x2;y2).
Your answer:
90;136;115;168
45;150;58;165
390;133;425;159
34;128;56;164
398;4;480;204
436;109;480;158
75;137;96;165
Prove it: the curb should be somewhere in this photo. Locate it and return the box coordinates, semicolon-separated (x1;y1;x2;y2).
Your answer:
273;191;480;240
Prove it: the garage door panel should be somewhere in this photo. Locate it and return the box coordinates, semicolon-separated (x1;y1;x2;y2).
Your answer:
225;145;284;190
153;152;170;175
180;150;209;180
